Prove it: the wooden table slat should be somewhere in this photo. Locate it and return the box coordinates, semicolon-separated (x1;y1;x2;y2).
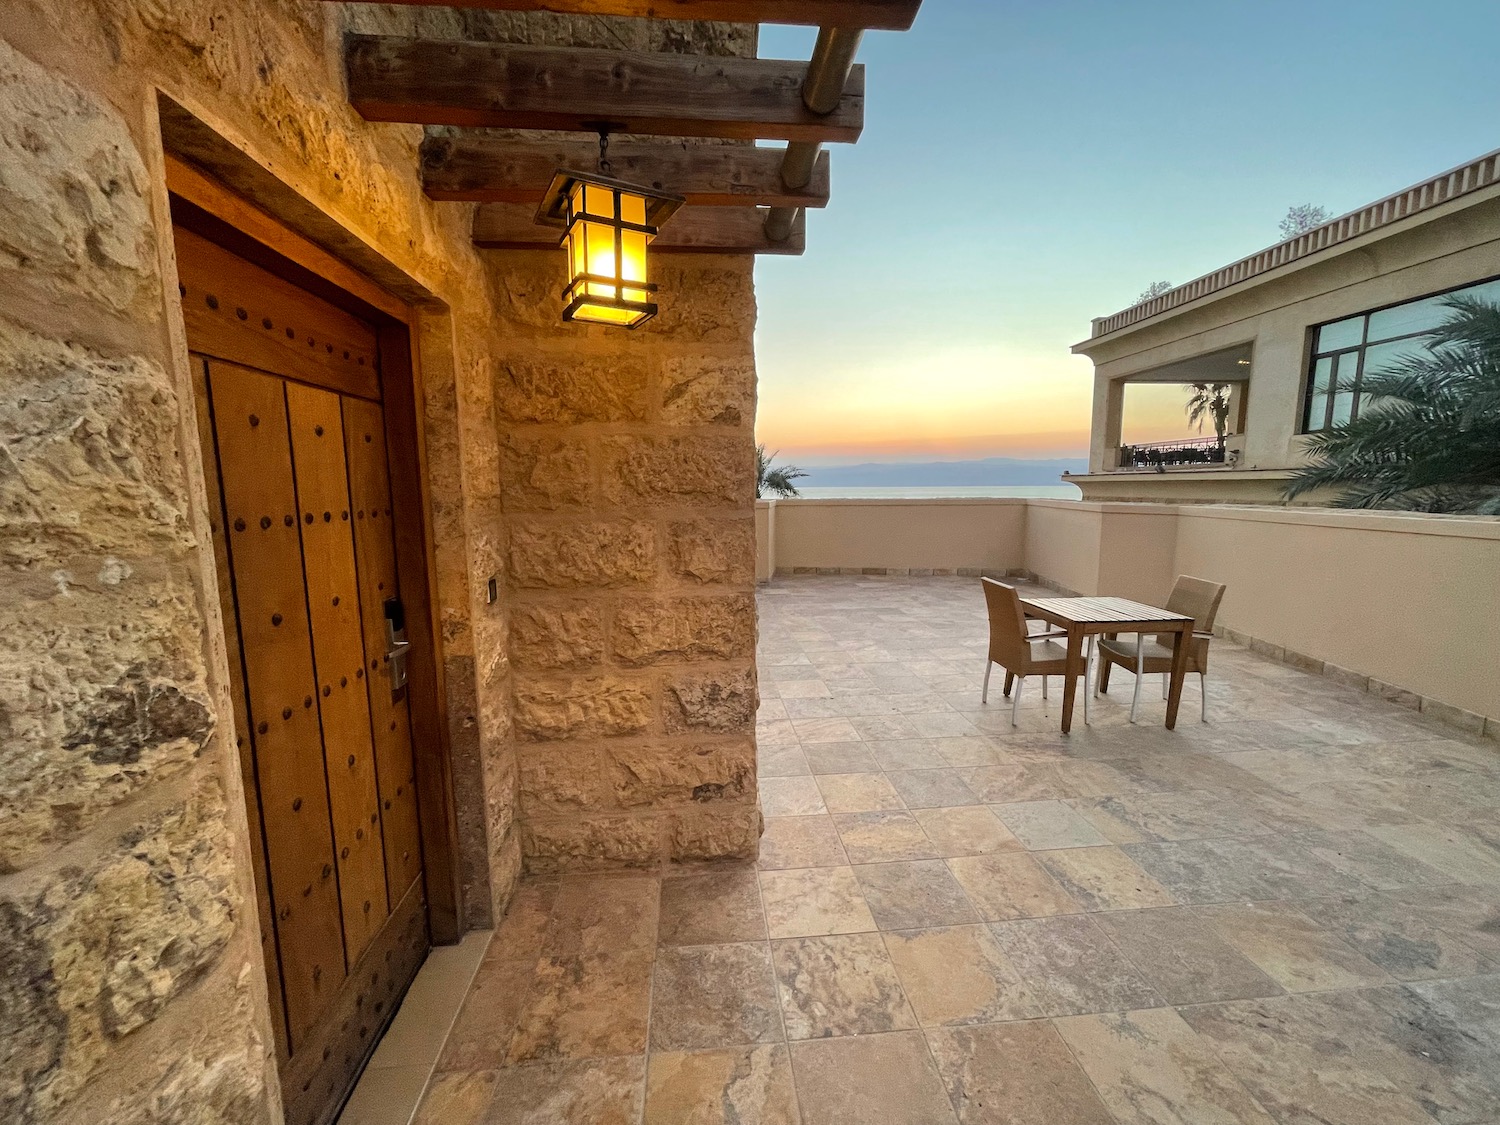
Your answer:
1022;595;1192;625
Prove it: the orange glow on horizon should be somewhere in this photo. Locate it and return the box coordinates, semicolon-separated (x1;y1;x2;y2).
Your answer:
756;350;1215;464
754;338;1218;463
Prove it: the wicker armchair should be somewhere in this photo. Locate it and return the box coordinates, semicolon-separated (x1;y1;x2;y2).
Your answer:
981;578;1095;726
1096;575;1226;722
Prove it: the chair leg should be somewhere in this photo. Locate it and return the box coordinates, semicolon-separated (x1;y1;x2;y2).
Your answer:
1200;671;1208;722
1042;675;1048;700
1099;657;1112;693
982;661;992;704
1003;670;1015;697
1084;636;1094;724
1162;672;1168;700
1012;676;1023;726
1129;634;1144;723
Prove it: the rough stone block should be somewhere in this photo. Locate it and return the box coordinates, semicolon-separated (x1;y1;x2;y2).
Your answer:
1;650;215;874
521;815;662;874
488;826;524;928
649;261;756;345
498;435;593;511
496;356;649;425
513;676;655;741
664;668;756;734
507;521;656;589
609;740;755;808
668;804;761;863
611;595;755;666
599;435;750;509
666;518;755;585
0;320;191;555
518;746;612;813
660;356;755;427
520;738;755;815
0;41;157;318
481;256;558;331
1;778;238;1121
93;1018;272;1125
509;605;605;671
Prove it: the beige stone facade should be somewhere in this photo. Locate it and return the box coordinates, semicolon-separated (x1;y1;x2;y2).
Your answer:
1072;149;1500;504
0;4;759;1122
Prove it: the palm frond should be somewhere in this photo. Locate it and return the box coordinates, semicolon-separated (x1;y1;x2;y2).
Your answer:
755;443;808;499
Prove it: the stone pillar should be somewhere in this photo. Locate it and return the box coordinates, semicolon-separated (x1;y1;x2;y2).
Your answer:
1091;375;1127;472
490;253;763;873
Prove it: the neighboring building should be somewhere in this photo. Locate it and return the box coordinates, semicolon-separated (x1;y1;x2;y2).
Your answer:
1070;148;1500;503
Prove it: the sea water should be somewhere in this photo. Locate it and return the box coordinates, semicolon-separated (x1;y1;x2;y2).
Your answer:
790;485;1082;500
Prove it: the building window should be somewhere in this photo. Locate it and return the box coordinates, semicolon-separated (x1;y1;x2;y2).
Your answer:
1302;274;1500;432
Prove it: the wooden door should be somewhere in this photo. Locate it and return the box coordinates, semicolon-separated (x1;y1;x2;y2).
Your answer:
177;227;429;1125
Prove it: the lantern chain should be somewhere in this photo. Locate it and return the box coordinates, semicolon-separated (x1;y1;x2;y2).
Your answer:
597;129;612;176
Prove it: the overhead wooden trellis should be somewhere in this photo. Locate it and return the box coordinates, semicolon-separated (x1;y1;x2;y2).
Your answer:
330;0;924;255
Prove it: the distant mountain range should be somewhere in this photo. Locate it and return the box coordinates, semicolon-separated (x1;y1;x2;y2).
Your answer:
799;457;1087;486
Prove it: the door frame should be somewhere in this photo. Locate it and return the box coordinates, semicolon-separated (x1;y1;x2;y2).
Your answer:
166;154;464;943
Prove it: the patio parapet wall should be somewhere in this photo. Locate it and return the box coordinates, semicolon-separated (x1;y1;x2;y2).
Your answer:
758;498;1500;737
0;6;752;1124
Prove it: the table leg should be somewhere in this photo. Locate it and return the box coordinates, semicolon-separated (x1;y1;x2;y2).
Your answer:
1165;626;1189;730
1060;627;1084;734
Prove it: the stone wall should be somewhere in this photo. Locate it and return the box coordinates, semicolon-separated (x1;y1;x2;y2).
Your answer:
0;2;758;1122
491;253;764;871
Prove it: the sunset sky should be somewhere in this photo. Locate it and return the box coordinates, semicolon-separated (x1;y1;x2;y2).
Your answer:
753;1;1500;465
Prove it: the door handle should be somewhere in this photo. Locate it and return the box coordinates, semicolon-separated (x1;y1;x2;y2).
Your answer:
386;638;411;692
384;597;411;693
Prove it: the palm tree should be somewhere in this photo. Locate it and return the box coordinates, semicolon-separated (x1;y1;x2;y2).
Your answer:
756;444;808;499
1286;295;1500;513
1185;383;1232;450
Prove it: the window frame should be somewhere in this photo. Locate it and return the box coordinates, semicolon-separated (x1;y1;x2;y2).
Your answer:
1300;271;1500;434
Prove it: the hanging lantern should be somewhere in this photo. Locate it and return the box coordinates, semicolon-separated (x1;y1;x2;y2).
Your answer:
536;131;684;329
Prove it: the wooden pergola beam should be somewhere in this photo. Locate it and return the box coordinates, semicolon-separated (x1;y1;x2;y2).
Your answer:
420;136;831;207
323;0;921;31
347;36;863;142
472;203;805;254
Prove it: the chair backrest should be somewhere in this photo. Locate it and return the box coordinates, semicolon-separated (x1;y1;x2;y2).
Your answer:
1165;575;1226;635
981;578;1030;666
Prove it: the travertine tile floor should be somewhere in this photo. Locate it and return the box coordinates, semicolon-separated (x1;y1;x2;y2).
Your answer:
400;576;1500;1125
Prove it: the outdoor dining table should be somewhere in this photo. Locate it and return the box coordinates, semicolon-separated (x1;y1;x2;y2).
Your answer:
1019;595;1197;734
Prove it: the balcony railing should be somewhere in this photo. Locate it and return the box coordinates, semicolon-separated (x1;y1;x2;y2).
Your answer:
1090;147;1500;338
1117;436;1227;469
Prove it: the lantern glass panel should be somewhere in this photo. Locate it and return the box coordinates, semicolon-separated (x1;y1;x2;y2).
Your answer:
562;180;658;328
